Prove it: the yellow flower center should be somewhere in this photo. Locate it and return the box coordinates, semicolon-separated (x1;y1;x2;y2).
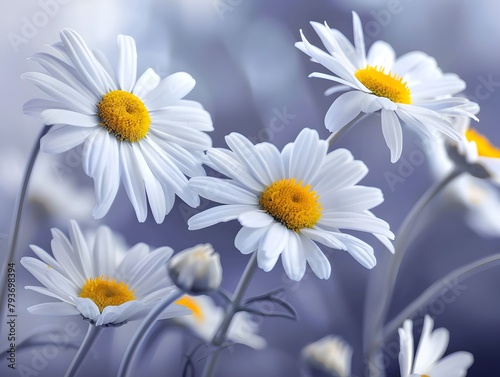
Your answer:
175;295;204;323
97;90;151;142
79;276;136;313
355;65;412;104
466;128;500;158
422;375;430;377
259;178;322;232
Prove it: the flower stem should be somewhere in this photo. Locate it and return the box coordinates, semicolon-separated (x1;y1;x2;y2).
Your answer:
117;288;183;377
327;113;369;147
202;252;258;377
0;125;50;318
383;252;500;341
64;323;101;377
365;168;463;377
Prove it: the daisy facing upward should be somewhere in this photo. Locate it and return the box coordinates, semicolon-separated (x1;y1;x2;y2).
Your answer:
296;12;478;163
188;128;394;281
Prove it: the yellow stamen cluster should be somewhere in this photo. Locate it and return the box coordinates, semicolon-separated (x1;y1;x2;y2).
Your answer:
175;296;204;323
466;128;500;158
355;65;412;104
79;276;136;313
97;90;151;142
259;178;322;232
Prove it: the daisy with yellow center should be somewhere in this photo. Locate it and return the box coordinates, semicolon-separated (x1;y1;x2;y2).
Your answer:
296;12;478;163
22;29;214;223
21;220;188;327
188;128;394;281
398;315;474;377
174;295;266;349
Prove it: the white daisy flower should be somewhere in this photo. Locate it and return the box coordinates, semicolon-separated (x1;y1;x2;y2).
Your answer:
296;12;478;163
187;128;394;281
22;29;213;223
398;315;474;377
174;294;266;349
301;335;352;377
21;220;187;327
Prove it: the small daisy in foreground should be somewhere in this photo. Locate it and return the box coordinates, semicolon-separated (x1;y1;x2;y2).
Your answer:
174;294;266;349
301;335;352;377
398;315;473;377
21;220;187;327
22;29;213;223
296;12;478;163
188;128;394;281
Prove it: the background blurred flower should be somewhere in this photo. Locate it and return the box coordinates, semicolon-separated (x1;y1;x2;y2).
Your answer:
174;294;266;350
21;220;187;326
301;335;352;377
22;29;213;223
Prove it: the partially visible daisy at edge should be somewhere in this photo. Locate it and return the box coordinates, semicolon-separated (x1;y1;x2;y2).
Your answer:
301;335;352;377
188;128;394;281
399;315;474;377
174;294;266;349
22;29;213;223
426;107;500;238
21;220;188;327
295;11;478;163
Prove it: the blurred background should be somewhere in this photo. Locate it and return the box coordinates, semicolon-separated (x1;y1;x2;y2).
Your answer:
1;0;500;376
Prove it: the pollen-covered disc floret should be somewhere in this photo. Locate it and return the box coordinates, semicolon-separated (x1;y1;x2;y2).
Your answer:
296;12;478;163
355;66;411;104
22;29;213;224
79;276;136;313
97;90;150;142
21;220;187;327
260;178;322;232
188;128;394;281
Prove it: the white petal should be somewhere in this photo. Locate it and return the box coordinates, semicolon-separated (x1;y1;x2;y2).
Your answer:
351;11;367;68
117;34;137;92
189;177;258;205
235;226;270;254
93;226;115;277
27;302;80;316
68;220;93;278
381;109;404;163
321;212;394;239
367;41;396;69
428;352;474;376
23;98;67;117
74;297;100;321
302;236;331;279
41;109;99;127
188;205;255;230
300;228;347;250
143;72;195;110
325;91;365;133
398;319;414;377
288;129;326;183
40;125;94;154
282;232;307;281
119;143;148;222
259;223;289;269
133;68;161;98
322;186;384;212
239;210;275;228
340;234;376;269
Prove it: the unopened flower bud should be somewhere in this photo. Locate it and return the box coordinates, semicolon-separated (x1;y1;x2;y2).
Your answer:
167;244;222;295
301;335;352;377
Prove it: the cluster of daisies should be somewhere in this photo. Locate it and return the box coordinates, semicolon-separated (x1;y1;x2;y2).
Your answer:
19;10;500;376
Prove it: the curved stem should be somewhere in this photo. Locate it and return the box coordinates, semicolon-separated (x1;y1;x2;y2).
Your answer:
327;113;369;147
0;126;50;318
202;252;258;377
64;324;101;377
365;169;463;377
117;289;183;377
383;253;500;341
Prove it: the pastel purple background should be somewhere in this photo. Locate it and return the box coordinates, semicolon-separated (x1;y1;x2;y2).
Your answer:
1;0;500;376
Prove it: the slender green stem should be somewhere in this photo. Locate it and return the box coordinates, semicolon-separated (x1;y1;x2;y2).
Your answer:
327;113;369;147
64;324;101;377
365;169;463;377
117;289;183;377
383;253;500;341
0;125;50;319
202;252;258;377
